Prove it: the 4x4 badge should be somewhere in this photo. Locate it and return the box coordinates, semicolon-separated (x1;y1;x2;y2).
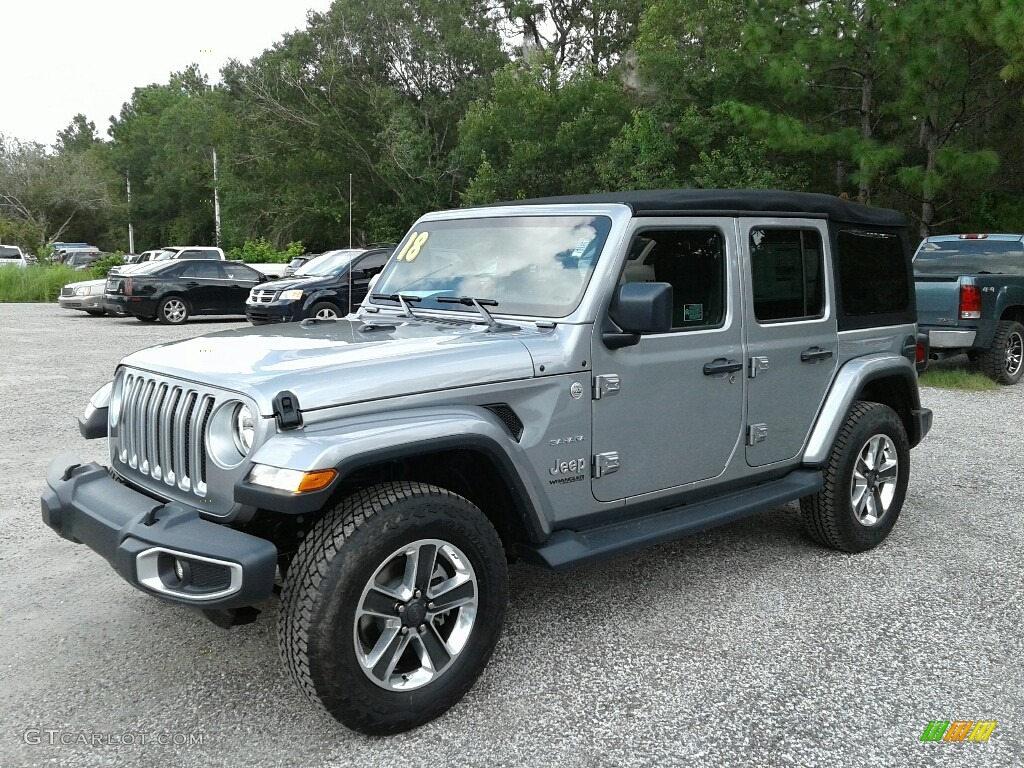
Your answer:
570;382;584;399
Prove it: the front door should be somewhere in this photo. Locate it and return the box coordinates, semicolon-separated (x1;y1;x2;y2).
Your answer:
590;220;745;503
741;218;838;467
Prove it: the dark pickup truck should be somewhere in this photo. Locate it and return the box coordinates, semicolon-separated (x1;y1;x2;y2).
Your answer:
914;234;1024;384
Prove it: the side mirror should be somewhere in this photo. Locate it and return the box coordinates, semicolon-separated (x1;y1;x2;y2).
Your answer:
604;282;673;349
256;273;268;283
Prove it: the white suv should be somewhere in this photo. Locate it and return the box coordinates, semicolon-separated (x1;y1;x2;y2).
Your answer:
0;244;28;268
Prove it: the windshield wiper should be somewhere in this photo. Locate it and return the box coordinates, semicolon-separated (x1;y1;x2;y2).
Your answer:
436;296;519;332
371;293;422;318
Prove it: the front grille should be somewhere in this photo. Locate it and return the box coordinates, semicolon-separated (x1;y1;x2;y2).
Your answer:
249;289;279;304
61;286;74;297
116;373;216;495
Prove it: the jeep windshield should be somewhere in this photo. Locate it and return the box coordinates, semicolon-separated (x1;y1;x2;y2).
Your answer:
914;239;1024;275
369;215;612;318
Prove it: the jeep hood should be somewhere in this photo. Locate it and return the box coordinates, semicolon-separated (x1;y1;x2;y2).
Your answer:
119;317;538;414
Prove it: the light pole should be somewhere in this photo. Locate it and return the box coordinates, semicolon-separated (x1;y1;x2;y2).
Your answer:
126;171;135;254
212;148;221;248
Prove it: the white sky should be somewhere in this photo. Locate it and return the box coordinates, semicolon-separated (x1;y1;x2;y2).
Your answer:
1;0;335;147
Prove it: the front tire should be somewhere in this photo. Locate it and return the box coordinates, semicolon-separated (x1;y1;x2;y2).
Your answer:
308;300;341;320
980;320;1024;385
800;401;910;553
157;296;190;325
278;482;508;734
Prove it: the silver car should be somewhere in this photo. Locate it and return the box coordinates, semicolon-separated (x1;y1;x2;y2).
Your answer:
58;279;124;317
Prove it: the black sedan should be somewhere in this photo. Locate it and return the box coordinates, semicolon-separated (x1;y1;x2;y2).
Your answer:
104;260;268;324
246;246;394;324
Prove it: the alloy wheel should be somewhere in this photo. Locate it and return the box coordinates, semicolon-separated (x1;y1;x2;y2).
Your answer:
851;434;898;526
353;538;478;691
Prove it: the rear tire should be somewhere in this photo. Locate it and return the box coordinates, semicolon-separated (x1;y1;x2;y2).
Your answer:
800;401;910;553
157;296;190;325
980;320;1024;385
278;482;508;734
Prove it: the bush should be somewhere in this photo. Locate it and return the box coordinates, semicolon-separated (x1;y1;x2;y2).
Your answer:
85;254;125;279
226;238;305;264
0;264;79;302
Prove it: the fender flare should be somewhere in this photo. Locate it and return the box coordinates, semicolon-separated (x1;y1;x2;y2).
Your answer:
234;405;552;540
802;353;923;466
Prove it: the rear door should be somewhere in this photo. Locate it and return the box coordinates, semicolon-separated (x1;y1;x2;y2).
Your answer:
220;262;263;313
741;218;837;467
178;262;224;313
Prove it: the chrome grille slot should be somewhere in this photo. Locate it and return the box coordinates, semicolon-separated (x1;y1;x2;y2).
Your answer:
115;372;225;498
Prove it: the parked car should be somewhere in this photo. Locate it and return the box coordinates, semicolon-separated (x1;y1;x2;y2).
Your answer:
283;254;317;277
125;250;163;265
58;279;125;316
246;246;395;324
44;189;931;734
111;246;226;277
914;233;1024;384
0;244;28;268
104;259;267;324
66;252;103;271
56;247;100;264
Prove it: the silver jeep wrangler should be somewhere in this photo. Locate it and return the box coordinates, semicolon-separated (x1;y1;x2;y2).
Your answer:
42;190;931;734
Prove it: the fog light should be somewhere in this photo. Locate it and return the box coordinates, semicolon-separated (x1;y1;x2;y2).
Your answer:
174;558;185;582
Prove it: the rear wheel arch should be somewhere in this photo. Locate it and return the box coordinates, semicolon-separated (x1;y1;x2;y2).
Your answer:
999;304;1024;323
855;371;919;445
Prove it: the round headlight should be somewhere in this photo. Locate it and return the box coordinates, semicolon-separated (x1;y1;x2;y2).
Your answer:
234;404;255;454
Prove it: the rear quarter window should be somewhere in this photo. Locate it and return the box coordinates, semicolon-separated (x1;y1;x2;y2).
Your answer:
836;229;910;316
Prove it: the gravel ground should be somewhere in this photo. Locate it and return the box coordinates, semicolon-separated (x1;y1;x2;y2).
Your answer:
1;303;1021;768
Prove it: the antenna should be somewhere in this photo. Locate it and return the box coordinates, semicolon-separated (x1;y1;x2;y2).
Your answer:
348;173;353;313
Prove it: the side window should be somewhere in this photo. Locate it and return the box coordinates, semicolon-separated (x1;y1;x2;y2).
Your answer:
193;263;224;279
836;229;909;315
624;229;726;330
222;263;258;281
356;251;390;274
176;264;195;278
750;228;824;322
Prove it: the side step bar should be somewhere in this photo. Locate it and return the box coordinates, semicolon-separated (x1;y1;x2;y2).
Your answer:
519;470;823;571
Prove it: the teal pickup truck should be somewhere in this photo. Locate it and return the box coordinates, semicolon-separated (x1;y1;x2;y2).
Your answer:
914;234;1024;384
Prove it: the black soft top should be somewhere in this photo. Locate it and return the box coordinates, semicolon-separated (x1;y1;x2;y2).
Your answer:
492;189;905;228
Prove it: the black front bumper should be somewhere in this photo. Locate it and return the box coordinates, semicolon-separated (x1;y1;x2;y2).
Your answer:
246;302;301;325
41;455;277;610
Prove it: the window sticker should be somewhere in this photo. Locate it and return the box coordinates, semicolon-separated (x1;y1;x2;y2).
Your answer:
683;303;704;322
570;238;592;259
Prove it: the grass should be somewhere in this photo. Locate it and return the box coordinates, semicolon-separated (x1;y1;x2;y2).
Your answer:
0;264;80;302
919;368;999;391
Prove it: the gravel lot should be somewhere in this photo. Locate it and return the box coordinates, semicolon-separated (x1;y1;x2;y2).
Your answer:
1;302;1021;768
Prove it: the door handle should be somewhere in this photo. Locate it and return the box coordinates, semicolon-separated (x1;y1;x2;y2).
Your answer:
703;358;743;375
800;347;834;363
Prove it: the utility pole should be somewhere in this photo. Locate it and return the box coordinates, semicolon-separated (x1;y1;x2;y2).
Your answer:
126;172;135;254
212;148;222;247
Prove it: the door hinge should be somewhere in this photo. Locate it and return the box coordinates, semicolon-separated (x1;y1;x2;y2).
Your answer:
593;374;621;400
747;423;768;446
593;452;620;478
749;356;770;378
